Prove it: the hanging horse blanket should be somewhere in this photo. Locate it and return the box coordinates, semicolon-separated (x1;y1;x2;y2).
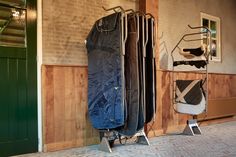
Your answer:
118;14;140;136
145;18;156;123
86;13;125;129
175;80;206;115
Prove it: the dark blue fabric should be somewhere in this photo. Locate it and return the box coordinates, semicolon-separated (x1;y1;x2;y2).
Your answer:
136;16;145;131
86;13;125;129
118;14;140;136
145;18;156;123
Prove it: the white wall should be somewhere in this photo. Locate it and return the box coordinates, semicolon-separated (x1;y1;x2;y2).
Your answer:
159;0;236;74
37;0;43;152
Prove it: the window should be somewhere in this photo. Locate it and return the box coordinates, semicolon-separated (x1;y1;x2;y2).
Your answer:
0;5;26;47
201;13;221;62
0;0;26;8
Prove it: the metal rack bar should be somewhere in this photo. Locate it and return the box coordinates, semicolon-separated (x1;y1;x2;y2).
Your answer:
102;6;124;12
98;7;151;152
171;25;212;132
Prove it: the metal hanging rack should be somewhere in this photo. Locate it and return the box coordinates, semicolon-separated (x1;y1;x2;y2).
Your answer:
171;25;212;62
170;25;212;136
98;6;152;153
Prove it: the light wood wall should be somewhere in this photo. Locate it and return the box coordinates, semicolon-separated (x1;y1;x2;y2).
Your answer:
147;70;236;137
42;65;236;151
42;65;99;152
42;0;236;152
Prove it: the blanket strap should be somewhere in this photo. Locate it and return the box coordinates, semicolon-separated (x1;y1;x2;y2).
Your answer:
176;80;199;102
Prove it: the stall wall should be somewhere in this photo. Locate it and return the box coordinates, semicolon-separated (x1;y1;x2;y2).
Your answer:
42;0;139;151
41;0;236;152
154;0;236;135
159;0;236;74
139;0;236;136
147;70;236;137
42;0;138;66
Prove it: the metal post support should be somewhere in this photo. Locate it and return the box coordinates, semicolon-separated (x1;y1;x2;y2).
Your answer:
99;129;150;153
98;130;117;153
99;137;112;153
136;129;150;145
183;119;202;136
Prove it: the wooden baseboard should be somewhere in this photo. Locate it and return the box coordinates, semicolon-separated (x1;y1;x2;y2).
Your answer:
44;137;100;152
147;116;236;138
198;116;236;127
198;98;236;120
147;124;186;137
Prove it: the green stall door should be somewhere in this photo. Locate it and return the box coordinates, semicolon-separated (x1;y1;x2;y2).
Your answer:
0;0;38;156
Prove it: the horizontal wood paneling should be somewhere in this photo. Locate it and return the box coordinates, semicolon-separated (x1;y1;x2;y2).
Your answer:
42;65;99;152
199;99;236;120
41;0;236;152
199;73;236;120
42;65;236;151
147;70;236;137
208;73;236;99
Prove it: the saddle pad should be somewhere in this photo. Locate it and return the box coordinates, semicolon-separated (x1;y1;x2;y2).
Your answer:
175;92;206;115
175;80;203;105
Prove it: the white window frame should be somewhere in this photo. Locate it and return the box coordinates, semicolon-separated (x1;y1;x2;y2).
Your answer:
201;12;221;62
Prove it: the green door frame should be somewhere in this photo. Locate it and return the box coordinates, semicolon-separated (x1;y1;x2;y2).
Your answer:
26;0;38;154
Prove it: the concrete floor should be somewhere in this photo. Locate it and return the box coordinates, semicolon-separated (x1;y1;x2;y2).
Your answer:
16;121;236;157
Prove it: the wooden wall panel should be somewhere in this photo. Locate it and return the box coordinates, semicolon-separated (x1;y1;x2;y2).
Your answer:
208;73;236;99
199;73;236;120
42;65;99;152
42;66;236;151
41;0;236;152
147;70;236;137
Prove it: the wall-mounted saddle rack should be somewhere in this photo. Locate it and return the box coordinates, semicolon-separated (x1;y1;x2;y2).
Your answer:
170;24;212;136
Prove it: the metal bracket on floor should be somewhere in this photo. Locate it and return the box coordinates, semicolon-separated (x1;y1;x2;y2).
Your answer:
183;119;202;136
98;128;150;153
99;130;117;153
99;136;112;153
136;129;150;145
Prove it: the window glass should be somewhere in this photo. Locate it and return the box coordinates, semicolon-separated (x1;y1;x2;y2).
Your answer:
0;0;26;8
211;40;217;57
202;18;209;36
201;13;221;62
210;20;216;38
202;18;209;27
0;6;26;47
